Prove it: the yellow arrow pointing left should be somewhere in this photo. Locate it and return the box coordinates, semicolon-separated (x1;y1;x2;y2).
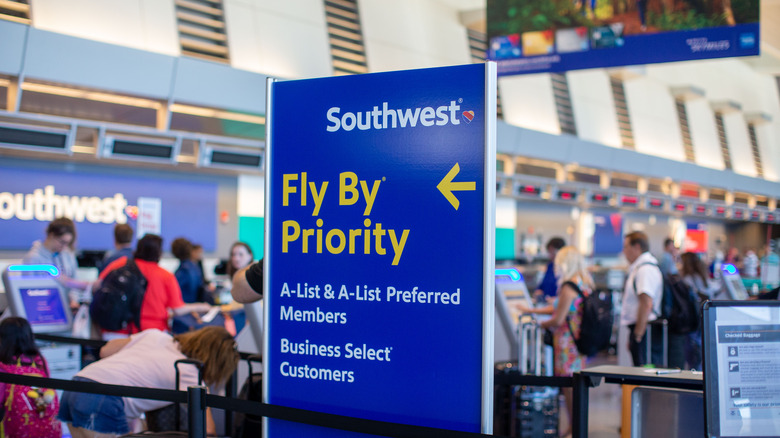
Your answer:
437;163;476;210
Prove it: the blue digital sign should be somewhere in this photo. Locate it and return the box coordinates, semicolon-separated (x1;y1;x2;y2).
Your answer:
265;64;496;436
487;0;759;75
0;166;217;251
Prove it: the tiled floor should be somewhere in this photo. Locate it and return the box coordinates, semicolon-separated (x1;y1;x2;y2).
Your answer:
570;354;623;438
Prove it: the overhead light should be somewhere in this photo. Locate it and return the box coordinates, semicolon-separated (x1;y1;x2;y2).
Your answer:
170;104;266;124
20;82;163;110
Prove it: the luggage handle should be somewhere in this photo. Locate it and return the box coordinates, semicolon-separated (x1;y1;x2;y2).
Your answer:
646;319;668;368
518;320;541;375
174;359;204;431
245;354;262;377
245;354;263;401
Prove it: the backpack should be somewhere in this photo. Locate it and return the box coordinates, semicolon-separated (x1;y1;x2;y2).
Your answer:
565;281;614;357
0;357;62;438
90;258;148;331
634;263;700;335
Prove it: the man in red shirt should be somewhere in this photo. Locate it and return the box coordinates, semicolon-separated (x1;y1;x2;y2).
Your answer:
100;234;211;335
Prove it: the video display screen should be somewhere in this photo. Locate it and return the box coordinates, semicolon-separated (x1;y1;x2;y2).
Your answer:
19;287;68;327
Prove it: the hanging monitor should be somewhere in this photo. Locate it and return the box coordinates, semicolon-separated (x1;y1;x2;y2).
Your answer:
702;300;780;438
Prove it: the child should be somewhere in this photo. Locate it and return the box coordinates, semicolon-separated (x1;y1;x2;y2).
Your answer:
0;316;62;437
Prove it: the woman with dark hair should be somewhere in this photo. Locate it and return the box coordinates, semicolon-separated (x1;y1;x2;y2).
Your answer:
678;252;720;370
0;317;61;437
23;217;96;308
98;234;211;337
171;237;203;303
680;252;721;300
227;242;254;279
59;326;239;437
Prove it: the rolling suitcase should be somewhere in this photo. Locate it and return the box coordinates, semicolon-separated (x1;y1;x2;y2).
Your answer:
232;355;263;438
517;320;558;438
493;320;559;437
646;318;669;368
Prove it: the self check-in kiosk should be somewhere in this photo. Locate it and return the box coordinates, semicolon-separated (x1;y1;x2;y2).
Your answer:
494;268;529;363
1;265;81;381
494;268;552;375
719;264;749;301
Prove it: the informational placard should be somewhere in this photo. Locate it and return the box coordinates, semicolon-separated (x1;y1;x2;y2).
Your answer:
703;302;780;438
264;63;496;436
487;0;759;75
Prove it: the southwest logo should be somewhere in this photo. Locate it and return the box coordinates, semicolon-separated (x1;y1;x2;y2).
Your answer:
462;111;475;123
125;205;139;220
326;100;468;132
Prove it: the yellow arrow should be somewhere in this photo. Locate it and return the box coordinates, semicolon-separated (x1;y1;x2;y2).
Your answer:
437;163;476;210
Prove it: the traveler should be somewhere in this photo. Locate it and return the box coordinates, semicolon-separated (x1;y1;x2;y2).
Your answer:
23;217;95;309
659;237;678;275
227;241;254;279
533;237;566;301
99;224;134;274
621;231;663;366
58;326;239;437
171;237;204;303
521;246;591;437
0;317;62;437
679;252;720;369
231;260;263;304
99;234;211;335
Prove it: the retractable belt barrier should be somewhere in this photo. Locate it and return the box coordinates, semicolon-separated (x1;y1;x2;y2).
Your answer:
25;334;573;438
34;333;259;361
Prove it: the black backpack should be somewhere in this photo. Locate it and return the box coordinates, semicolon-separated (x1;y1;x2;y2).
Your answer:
661;273;700;334
565;281;614;356
89;258;148;331
634;263;700;335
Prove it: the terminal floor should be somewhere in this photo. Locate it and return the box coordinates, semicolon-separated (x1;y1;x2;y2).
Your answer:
565;353;622;438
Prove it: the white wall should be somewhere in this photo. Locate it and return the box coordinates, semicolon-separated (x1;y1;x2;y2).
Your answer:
646;59;780;180
31;0;179;56
499;74;560;135
624;76;686;161
359;0;472;72
723;112;757;177
224;0;332;79
568;69;622;148
686;98;725;170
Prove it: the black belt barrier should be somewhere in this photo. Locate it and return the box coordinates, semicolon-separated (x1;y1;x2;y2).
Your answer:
24;333;574;438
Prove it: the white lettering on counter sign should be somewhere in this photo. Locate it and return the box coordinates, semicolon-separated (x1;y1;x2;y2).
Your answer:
0;185;128;224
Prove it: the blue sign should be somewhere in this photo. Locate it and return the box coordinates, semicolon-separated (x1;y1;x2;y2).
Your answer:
487;0;759;75
265;64;496;436
0;166;217;251
593;212;623;256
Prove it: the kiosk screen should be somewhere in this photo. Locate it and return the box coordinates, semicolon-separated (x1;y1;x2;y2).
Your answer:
2;267;73;333
702;301;780;438
19;287;68;327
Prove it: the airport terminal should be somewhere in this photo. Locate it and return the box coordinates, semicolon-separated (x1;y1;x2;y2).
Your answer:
0;0;779;437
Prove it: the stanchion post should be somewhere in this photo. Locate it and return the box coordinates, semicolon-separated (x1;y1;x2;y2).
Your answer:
572;372;589;438
188;385;207;438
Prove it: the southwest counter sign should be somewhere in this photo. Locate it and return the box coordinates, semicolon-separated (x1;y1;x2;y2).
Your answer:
264;63;497;436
